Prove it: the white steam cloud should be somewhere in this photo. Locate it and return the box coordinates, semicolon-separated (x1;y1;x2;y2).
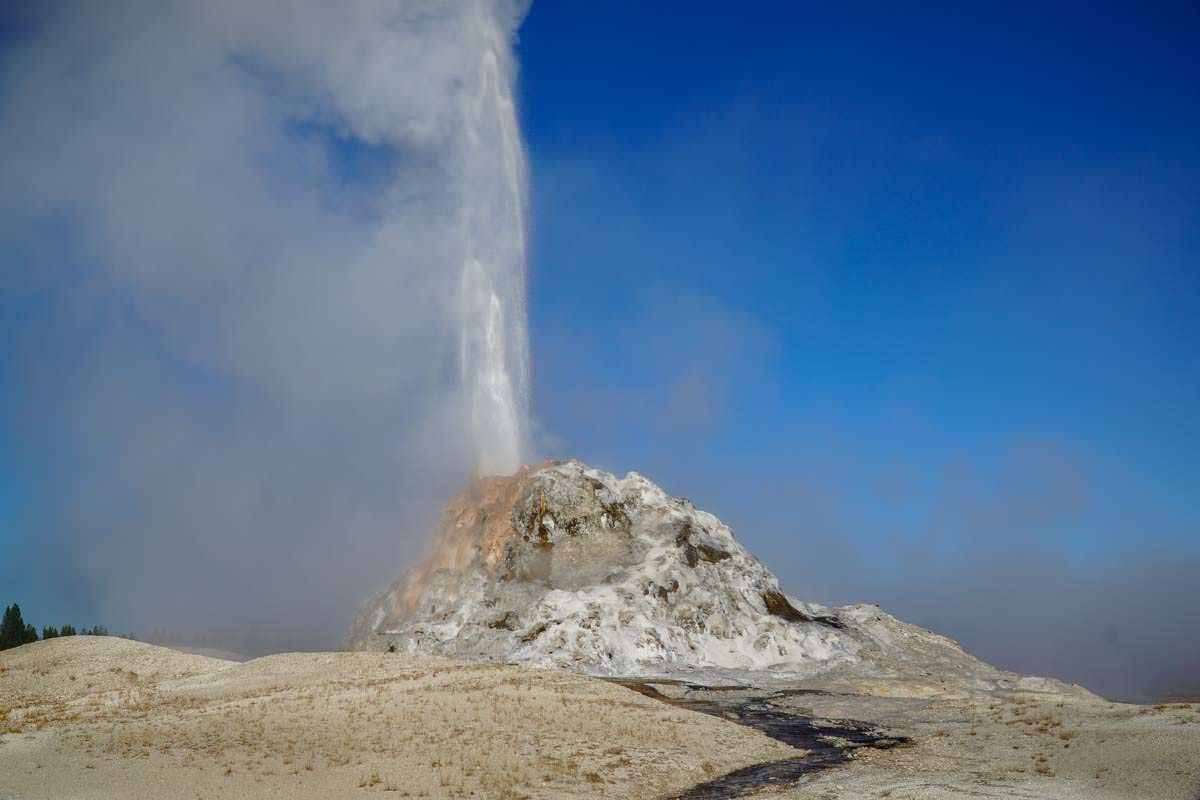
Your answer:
0;0;531;650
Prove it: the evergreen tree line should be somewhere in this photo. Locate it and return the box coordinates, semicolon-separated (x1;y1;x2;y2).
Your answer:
0;603;125;651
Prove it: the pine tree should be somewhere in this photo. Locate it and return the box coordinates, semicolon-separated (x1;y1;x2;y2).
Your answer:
0;604;15;648
0;605;14;649
42;625;60;639
60;624;77;636
1;604;38;650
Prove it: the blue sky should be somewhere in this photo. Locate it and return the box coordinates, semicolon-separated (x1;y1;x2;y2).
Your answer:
518;3;1199;555
1;2;1197;698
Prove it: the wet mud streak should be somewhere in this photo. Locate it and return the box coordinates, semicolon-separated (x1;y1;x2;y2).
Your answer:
614;680;908;800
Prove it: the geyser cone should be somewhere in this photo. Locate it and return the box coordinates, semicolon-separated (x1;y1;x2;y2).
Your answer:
349;459;855;673
349;460;1082;698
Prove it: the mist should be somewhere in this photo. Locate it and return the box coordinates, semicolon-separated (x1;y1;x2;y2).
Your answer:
0;0;531;652
863;551;1200;704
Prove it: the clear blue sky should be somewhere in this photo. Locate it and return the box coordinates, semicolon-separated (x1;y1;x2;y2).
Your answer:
517;2;1199;564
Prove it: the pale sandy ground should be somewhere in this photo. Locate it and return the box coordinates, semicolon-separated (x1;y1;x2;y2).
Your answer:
4;638;1198;799
0;637;795;799
741;683;1200;799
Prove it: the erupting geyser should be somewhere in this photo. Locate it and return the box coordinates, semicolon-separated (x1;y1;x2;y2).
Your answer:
456;11;531;476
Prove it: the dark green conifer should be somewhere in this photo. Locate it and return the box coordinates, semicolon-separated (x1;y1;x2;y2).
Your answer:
1;604;38;650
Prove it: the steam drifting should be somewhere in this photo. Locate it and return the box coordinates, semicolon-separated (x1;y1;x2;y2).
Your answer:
0;1;531;650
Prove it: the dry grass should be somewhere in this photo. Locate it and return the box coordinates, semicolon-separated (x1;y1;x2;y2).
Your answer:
0;637;794;799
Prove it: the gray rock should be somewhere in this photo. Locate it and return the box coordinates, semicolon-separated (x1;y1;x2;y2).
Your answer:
347;460;1090;696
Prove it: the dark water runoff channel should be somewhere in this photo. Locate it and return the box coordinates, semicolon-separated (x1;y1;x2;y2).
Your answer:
610;680;909;799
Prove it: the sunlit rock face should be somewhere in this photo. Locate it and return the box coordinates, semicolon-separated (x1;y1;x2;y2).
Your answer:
347;460;859;674
346;460;1074;694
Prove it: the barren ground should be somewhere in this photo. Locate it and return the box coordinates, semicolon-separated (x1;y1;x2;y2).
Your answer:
655;681;1200;799
0;637;792;799
3;637;1197;799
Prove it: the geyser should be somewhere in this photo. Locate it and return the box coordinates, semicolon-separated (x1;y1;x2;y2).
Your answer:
457;26;531;476
0;0;533;649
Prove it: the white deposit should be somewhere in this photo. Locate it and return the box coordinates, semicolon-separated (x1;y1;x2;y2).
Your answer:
351;460;1058;692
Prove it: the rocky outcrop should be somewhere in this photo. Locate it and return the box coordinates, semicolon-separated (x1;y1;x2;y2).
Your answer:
348;459;1055;691
348;460;857;672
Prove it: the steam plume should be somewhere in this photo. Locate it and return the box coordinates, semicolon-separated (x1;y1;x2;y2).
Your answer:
0;0;531;650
